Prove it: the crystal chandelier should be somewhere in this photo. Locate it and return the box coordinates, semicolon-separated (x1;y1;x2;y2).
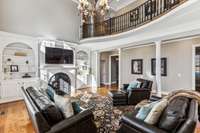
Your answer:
78;0;110;17
96;0;110;15
77;0;94;16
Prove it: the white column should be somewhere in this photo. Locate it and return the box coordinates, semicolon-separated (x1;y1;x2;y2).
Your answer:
90;16;94;37
155;41;162;97
91;51;100;93
96;51;100;88
118;48;122;90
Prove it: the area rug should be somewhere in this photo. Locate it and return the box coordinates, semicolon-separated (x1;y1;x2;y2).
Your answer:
74;93;135;133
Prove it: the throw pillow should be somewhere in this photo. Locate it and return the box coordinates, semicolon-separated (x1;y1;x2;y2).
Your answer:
141;80;149;88
46;85;55;101
54;94;74;118
72;102;82;114
136;81;142;88
144;99;168;125
136;101;157;120
127;81;139;90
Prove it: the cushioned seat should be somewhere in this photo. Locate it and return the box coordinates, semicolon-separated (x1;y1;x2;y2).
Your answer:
108;91;127;106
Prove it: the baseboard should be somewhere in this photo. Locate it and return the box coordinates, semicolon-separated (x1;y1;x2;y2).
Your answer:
111;81;117;84
100;82;110;85
0;97;23;104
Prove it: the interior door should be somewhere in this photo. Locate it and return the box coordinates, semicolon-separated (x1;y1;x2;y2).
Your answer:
195;47;200;92
100;60;106;85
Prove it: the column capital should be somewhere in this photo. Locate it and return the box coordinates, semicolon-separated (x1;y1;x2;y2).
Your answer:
155;40;162;45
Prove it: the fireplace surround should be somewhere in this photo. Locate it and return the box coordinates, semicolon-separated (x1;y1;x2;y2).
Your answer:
48;72;71;95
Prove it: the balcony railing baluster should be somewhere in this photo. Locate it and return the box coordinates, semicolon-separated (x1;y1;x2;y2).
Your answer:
81;0;187;39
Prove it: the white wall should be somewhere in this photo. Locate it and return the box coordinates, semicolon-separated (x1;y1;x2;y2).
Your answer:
121;45;156;91
0;0;80;42
120;37;200;93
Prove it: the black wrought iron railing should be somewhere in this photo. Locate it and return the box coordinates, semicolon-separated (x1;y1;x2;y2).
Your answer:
81;0;187;39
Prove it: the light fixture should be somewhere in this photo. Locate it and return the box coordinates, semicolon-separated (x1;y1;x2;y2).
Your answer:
78;0;111;18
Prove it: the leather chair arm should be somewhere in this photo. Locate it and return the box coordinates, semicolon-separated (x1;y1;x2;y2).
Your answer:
48;109;96;133
123;84;129;90
128;88;150;92
177;99;198;133
120;116;168;133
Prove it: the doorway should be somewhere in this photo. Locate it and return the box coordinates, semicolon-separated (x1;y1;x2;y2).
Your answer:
195;46;200;92
109;55;119;87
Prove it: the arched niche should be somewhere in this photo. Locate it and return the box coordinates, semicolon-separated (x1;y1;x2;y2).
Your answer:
2;42;36;80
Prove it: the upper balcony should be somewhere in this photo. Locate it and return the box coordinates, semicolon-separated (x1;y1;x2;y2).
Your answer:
81;0;187;39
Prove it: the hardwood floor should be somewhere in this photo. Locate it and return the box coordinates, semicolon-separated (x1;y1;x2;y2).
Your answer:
0;85;199;133
0;101;35;133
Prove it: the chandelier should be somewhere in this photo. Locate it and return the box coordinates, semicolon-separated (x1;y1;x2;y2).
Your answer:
78;0;110;17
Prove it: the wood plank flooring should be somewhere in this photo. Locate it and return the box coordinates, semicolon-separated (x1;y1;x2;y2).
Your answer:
0;85;199;133
0;101;35;133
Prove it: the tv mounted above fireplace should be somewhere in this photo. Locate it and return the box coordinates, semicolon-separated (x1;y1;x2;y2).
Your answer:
45;47;74;64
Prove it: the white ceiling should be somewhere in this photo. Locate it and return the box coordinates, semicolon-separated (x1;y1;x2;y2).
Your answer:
109;0;137;11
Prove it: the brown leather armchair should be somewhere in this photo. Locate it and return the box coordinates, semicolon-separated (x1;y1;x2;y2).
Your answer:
122;78;153;105
109;78;153;106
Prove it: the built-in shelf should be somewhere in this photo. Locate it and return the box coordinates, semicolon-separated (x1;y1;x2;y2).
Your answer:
2;43;36;80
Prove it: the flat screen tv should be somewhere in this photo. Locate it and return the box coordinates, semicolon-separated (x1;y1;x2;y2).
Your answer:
45;47;74;64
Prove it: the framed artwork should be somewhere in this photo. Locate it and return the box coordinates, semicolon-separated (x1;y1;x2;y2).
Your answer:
151;58;167;76
132;59;143;74
145;0;157;16
10;65;19;72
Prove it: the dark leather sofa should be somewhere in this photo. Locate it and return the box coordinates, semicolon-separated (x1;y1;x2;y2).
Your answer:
22;87;97;133
117;97;198;133
109;78;153;105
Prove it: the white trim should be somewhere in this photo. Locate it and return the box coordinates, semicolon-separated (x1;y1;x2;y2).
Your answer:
122;35;200;51
109;54;119;85
100;82;110;85
192;44;200;90
155;41;162;97
0;97;23;104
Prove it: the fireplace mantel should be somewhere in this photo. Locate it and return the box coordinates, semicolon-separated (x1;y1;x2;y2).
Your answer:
40;65;78;70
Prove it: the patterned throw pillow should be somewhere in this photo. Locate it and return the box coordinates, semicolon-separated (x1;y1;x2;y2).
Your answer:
144;99;168;125
54;94;74;118
46;85;55;101
136;102;157;120
72;102;82;114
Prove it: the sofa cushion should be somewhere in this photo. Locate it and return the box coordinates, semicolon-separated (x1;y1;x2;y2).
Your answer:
46;85;55;102
72;102;82;114
54;94;74;118
136;101;157;120
144;99;168;125
127;81;141;90
27;87;43;99
158;97;189;132
141;80;149;88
